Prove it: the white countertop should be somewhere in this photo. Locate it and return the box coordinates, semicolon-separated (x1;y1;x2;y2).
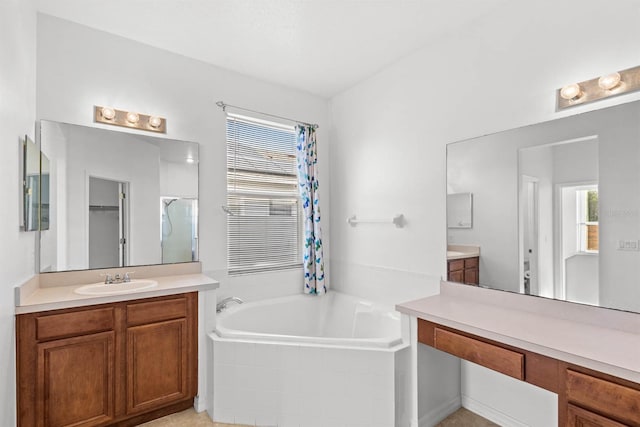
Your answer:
397;282;640;384
446;244;480;260
16;273;219;314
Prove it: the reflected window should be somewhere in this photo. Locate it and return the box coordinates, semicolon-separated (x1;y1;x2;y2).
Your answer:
577;187;598;252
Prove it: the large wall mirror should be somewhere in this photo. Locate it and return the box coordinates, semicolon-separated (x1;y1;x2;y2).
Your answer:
39;120;199;273
447;100;640;314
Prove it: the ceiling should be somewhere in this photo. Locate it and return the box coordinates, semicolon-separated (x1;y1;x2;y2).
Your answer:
36;0;508;98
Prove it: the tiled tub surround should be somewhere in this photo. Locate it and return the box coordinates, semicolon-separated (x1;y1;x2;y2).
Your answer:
15;261;219;313
209;292;411;427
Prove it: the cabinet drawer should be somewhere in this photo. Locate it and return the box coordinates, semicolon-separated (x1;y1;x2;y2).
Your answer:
36;307;115;341
567;404;626;427
127;297;187;326
434;328;524;380
448;259;465;272
567;370;640;425
464;257;478;268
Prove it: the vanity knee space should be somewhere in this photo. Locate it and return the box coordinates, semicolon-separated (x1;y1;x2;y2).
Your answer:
416;318;640;427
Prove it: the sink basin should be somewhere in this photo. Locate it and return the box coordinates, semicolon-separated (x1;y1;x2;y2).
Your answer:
74;279;158;296
447;250;465;257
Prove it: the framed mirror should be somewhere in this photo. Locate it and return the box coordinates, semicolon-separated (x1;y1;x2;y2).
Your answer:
447;193;473;229
447;99;640;314
39;120;199;273
22;135;49;231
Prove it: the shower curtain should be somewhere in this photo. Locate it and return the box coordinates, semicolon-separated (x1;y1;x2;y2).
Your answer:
296;125;326;295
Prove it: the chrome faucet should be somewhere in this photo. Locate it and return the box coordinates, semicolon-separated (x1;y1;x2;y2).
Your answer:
100;272;135;284
216;296;244;313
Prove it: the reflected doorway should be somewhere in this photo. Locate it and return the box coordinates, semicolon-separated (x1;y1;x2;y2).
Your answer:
521;176;539;295
88;177;128;269
559;183;599;305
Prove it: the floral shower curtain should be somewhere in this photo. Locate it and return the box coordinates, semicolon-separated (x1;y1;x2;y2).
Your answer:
296;125;326;295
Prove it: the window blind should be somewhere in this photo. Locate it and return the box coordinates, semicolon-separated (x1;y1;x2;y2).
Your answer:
226;115;301;274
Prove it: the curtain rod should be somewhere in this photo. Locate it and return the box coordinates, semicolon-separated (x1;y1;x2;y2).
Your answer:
215;101;319;129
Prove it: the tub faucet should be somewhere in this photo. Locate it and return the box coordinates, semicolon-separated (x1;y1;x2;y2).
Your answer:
216;296;244;313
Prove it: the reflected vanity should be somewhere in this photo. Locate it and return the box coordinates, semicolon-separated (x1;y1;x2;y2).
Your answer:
38;120;199;273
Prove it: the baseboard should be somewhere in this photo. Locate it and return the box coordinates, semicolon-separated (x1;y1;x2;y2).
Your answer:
193;394;207;413
462;394;528;427
418;395;461;427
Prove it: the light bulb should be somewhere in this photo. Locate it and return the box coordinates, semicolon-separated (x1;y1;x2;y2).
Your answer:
101;107;116;120
598;72;621;90
560;83;582;100
126;111;140;124
148;116;162;128
186;157;195;164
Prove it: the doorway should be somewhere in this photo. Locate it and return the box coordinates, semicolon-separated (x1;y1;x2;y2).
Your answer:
161;197;198;264
521;176;539;295
88;177;128;269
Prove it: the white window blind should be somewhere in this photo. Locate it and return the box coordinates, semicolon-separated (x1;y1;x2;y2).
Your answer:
226;115;301;274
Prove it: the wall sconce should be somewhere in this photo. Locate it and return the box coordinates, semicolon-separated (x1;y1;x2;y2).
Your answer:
94;106;166;133
557;65;640;110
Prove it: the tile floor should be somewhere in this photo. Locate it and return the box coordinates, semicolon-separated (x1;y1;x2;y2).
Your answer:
140;407;498;426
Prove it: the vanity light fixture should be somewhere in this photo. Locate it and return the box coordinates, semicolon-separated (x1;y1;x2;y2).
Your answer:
598;72;621;90
148;115;163;129
557;64;640;110
126;111;140;124
560;83;582;101
100;106;116;121
93;106;166;133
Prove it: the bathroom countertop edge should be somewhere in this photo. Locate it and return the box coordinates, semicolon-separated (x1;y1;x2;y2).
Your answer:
15;273;219;314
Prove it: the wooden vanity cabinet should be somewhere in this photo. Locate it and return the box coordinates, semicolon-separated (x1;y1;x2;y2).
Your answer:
447;256;479;285
562;368;640;427
17;292;198;427
125;296;197;415
417;319;640;427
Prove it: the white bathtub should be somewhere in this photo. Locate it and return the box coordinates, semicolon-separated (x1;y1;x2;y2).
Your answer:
215;292;403;348
208;291;411;427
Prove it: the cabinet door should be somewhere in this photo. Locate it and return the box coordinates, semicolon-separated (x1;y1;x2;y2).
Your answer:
36;331;115;427
464;268;479;285
567;404;626;427
448;270;464;283
126;319;188;414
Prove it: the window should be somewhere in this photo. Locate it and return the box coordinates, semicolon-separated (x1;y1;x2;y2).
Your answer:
577;187;598;252
226;115;301;273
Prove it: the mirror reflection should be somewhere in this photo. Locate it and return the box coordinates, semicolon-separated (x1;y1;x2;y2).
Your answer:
39;120;199;273
447;193;473;229
447;100;640;313
23;135;49;232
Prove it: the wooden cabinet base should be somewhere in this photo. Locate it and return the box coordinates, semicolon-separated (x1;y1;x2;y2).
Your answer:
110;399;194;427
447;256;479;285
417;319;640;427
17;293;198;427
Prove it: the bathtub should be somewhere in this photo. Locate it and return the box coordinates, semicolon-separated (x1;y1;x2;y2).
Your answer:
208;291;411;427
215;291;403;348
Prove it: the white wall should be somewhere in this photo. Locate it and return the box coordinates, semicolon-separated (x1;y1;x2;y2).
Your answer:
329;1;640;424
36;13;330;412
0;0;36;424
36;13;330;293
